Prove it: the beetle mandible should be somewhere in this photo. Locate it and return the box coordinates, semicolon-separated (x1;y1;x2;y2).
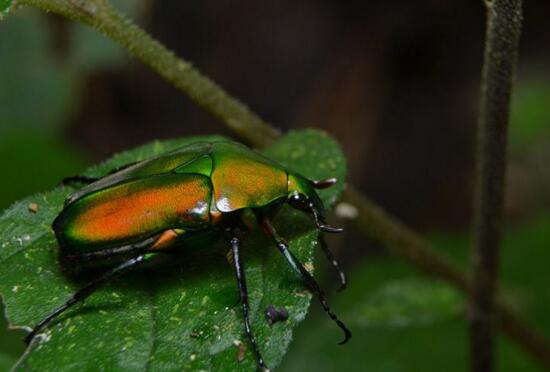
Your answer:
25;140;351;370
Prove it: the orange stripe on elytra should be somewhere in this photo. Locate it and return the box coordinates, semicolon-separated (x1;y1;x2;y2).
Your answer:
70;177;208;243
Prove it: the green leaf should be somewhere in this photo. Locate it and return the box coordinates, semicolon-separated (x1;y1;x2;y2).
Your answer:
0;351;17;371
0;129;346;371
510;78;550;150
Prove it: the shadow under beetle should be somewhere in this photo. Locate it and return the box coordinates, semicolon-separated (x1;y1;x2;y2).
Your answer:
25;141;351;370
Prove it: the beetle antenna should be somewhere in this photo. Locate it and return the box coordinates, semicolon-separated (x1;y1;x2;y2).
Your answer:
311;178;337;189
261;217;352;345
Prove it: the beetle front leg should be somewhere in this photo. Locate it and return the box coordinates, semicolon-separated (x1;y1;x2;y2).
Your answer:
287;194;347;290
25;254;148;345
260;217;351;344
228;229;268;371
318;236;347;292
287;193;343;233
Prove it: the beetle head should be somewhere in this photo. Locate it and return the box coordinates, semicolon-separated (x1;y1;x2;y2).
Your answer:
288;173;327;218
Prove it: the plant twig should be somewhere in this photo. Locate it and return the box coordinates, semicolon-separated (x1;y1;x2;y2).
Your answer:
471;1;523;371
13;0;549;369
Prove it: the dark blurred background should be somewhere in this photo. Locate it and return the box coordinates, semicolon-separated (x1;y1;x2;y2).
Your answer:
1;0;550;370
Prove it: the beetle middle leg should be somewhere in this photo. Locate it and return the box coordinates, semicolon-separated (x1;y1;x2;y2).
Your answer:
227;228;268;371
25;254;150;345
260;217;352;344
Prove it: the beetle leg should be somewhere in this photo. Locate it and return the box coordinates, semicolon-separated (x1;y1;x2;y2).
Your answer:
288;193;343;233
260;217;352;344
319;235;347;292
75;235;159;263
287;194;347;289
25;254;149;345
228;230;268;371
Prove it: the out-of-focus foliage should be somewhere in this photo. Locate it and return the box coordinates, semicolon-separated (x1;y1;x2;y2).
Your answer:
0;0;12;16
0;4;143;135
346;278;462;328
510;78;550;150
0;10;74;133
506;75;550;217
281;214;550;372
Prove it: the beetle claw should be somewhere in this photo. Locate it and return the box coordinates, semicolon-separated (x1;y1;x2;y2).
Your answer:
338;327;352;345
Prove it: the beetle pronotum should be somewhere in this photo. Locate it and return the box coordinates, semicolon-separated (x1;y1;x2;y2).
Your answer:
25;141;351;370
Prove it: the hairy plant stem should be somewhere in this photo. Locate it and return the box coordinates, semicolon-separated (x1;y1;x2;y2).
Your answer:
471;1;523;371
14;0;549;369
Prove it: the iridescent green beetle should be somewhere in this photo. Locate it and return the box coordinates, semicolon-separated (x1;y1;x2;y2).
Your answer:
25;141;351;370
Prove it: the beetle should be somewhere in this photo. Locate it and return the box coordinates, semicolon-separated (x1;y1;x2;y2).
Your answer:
25;140;351;370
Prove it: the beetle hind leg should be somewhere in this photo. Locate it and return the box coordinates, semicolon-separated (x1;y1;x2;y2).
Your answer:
25;254;149;345
260;217;351;344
